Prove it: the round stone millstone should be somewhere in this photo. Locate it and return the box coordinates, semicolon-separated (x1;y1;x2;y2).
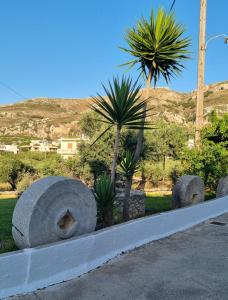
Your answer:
172;175;205;209
12;176;97;249
216;176;228;198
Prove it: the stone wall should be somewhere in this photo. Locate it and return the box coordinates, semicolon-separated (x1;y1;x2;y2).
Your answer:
115;189;145;219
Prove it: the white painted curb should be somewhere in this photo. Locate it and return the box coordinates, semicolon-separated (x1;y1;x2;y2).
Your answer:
1;196;228;299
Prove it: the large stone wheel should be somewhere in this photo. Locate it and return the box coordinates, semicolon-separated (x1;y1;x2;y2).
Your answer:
172;175;205;209
216;177;228;198
12;176;97;249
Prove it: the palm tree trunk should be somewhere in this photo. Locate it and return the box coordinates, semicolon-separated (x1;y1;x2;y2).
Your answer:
122;69;153;221
104;205;113;227
133;69;153;162
9;181;17;191
123;175;133;221
138;169;146;190
111;126;121;185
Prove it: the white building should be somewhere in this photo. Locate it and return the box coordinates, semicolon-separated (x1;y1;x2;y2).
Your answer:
30;140;59;152
188;138;195;149
57;137;88;159
0;144;19;154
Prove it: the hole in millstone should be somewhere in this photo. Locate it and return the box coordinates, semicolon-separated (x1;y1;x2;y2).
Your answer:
192;193;198;202
57;210;76;230
210;221;227;226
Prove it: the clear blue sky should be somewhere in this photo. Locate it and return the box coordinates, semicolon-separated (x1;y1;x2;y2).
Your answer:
0;0;227;103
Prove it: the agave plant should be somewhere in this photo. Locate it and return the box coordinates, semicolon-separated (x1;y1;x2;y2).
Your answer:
91;76;151;184
94;174;116;227
120;7;190;161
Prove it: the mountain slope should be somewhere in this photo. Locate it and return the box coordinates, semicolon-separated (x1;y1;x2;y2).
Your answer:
0;81;227;140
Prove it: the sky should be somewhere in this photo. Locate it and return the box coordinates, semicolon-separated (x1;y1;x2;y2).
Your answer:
0;0;227;104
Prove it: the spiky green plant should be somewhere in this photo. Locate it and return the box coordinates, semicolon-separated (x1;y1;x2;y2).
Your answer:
119;150;140;220
118;8;190;220
94;174;116;227
119;150;139;178
120;8;190;85
91;76;152;184
120;7;190;161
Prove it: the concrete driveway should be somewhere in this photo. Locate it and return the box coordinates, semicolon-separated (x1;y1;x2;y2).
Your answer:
6;213;228;300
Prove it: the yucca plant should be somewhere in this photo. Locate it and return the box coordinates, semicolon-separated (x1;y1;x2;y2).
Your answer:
91;76;151;184
94;174;116;227
119;150;140;220
118;8;190;217
120;7;190;161
119;150;140;179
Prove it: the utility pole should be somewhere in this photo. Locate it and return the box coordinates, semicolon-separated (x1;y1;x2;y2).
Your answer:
195;0;207;148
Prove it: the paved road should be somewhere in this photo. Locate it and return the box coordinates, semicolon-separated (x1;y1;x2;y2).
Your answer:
7;214;228;300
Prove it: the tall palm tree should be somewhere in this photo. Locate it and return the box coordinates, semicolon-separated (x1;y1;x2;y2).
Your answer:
118;8;190;220
90;76;151;184
120;7;190;162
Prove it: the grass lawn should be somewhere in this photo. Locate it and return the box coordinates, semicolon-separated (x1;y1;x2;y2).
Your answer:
0;192;216;254
145;192;215;215
0;198;17;254
146;194;172;214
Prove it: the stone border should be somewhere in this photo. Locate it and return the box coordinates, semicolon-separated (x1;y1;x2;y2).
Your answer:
1;195;228;299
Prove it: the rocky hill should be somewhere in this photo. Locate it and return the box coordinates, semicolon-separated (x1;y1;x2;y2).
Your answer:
0;81;227;140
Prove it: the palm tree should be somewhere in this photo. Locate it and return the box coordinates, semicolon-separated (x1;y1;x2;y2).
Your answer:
118;8;190;220
90;76;151;185
120;7;190;162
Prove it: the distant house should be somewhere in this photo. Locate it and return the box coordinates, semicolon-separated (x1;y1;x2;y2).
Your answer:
29;140;58;152
0;144;19;154
57;137;88;159
188;138;195;149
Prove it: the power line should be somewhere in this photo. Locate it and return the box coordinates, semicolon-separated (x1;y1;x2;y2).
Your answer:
0;80;28;100
170;0;176;11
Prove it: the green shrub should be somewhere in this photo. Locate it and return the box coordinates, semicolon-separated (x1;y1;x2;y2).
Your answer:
182;143;227;191
143;162;164;186
0;157;35;190
17;173;37;193
204;90;213;97
143;160;183;187
0;182;12;191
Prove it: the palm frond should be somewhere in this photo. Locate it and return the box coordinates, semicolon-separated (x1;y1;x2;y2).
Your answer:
94;174;116;223
90;125;113;146
120;7;190;85
90;76;152;132
119;150;140;177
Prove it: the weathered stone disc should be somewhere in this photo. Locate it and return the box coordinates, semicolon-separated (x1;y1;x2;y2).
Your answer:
12;176;97;249
216;177;228;198
172;175;205;209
